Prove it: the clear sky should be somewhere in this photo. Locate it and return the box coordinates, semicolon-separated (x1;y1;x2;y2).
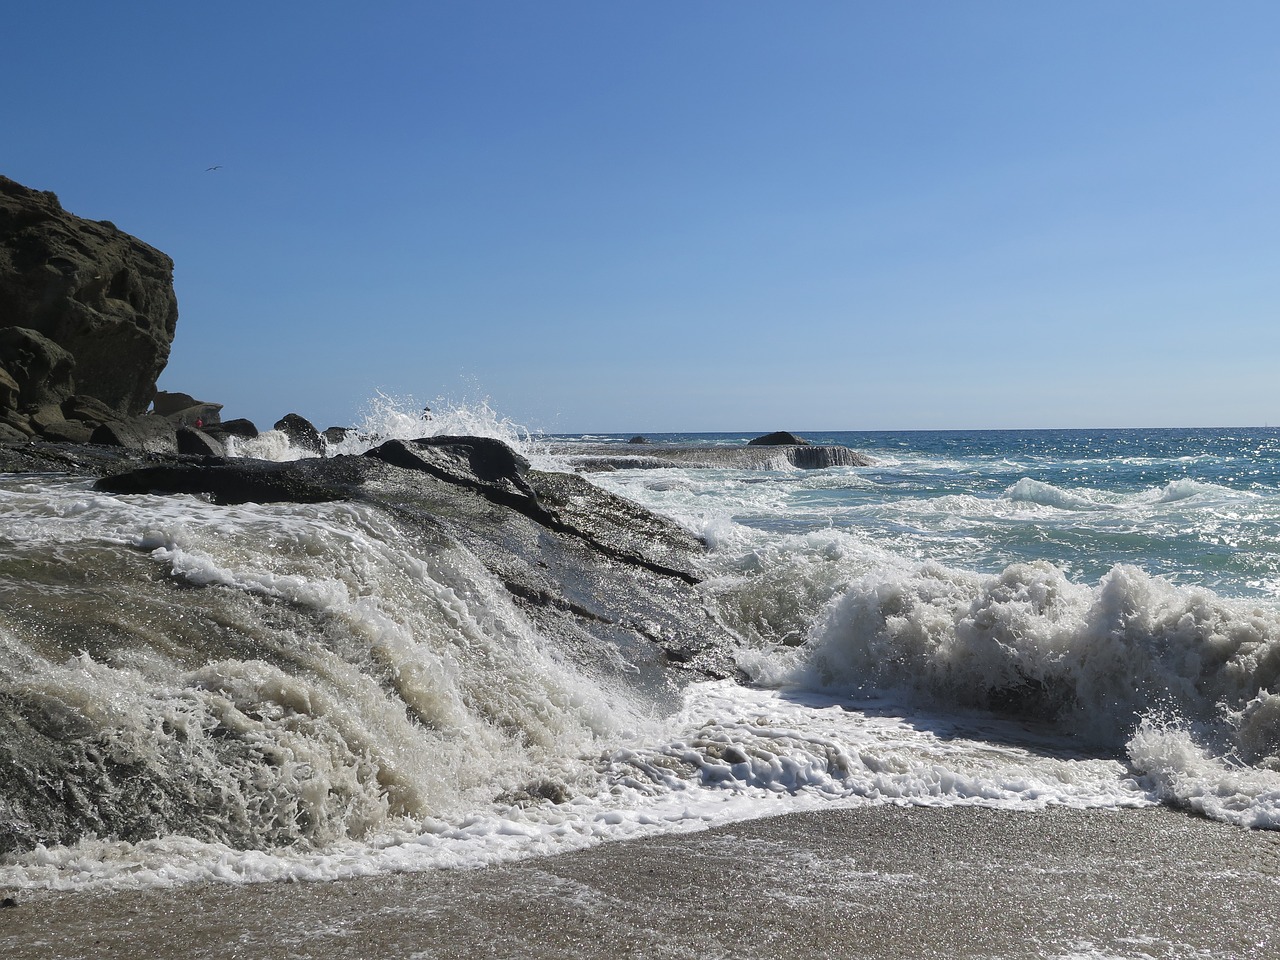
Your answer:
6;2;1279;432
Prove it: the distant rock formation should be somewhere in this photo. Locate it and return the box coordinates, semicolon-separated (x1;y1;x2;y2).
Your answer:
748;431;810;446
0;175;179;432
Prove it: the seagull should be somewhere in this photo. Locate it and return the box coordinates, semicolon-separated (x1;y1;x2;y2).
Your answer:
205;165;223;172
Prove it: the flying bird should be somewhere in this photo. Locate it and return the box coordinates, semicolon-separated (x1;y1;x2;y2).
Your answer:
205;165;223;172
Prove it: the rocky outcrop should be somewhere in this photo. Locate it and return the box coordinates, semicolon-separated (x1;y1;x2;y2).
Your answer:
80;435;730;673
0;176;178;425
748;431;809;446
552;442;875;471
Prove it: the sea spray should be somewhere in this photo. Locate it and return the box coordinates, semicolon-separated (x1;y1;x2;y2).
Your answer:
0;479;636;857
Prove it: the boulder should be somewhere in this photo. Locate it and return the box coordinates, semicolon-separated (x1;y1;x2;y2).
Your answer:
150;390;201;416
204;418;258;441
0;422;28;444
90;415;177;454
39;419;95;444
273;413;324;454
322;426;352;445
0;412;33;437
60;395;117;424
28;404;67;434
0;175;178;420
628;435;651;444
153;390;222;427
748;431;810;446
176;426;226;458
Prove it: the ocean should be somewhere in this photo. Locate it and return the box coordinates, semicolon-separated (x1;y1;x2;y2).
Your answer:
2;403;1279;905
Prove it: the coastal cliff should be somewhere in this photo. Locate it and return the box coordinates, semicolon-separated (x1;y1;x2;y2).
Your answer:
0;176;178;431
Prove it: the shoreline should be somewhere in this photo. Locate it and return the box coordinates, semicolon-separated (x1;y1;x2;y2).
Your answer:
2;803;1277;959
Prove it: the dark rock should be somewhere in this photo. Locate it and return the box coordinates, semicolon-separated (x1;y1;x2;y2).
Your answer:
0;895;15;908
29;403;67;434
61;394;117;424
0;365;18;409
204;417;258;441
0;412;33;437
628;435;651;444
274;413;324;454
0;176;178;417
366;437;538;507
150;390;200;416
83;435;735;678
748;431;810;446
163;403;223;429
0;422;28;443
323;426;352;445
176;426;225;458
0;326;75;410
785;446;873;468
96;456;373;505
153;390;222;427
39;419;94;444
90;415;177;453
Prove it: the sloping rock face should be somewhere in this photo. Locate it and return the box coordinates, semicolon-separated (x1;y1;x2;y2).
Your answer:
0;175;178;419
80;435;733;675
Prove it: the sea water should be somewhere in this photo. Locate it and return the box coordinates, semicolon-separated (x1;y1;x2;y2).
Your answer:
2;404;1278;893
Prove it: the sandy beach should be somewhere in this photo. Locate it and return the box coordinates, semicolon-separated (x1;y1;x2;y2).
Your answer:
3;804;1276;960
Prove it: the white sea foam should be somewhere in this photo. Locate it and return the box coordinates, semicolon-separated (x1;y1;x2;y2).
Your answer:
224;393;534;462
0;681;1154;892
1006;478;1111;511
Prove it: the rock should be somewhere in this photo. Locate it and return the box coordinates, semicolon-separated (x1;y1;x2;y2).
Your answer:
0;422;28;443
175;426;226;457
28;403;67;434
95;456;373;505
204;417;258;441
0;412;34;437
785;446;871;469
627;435;651;444
323;426;352;445
39;419;95;444
150;390;201;416
61;394;117;424
0;326;75;410
748;431;810;446
0;365;18;410
366;437;538;507
273;413;323;454
90;415;177;453
89;435;728;673
0;175;178;418
153;390;222;427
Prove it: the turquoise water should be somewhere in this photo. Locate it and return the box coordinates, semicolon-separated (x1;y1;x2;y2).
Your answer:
553;428;1280;598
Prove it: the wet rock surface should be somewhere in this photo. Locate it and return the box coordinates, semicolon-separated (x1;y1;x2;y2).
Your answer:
2;434;738;679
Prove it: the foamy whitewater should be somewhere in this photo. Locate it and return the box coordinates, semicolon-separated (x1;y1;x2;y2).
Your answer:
3;401;1279;894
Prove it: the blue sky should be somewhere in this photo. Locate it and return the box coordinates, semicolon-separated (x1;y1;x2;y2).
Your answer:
6;2;1279;432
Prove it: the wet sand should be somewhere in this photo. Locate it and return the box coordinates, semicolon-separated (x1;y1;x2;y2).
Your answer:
2;804;1278;959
